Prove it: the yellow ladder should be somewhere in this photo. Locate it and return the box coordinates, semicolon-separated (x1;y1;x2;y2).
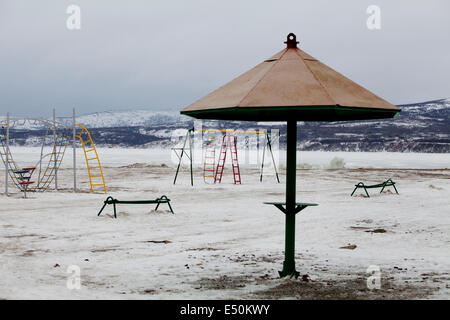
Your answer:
75;124;107;194
203;135;217;184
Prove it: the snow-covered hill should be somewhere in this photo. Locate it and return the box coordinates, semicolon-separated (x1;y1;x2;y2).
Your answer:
2;98;450;152
74;98;450;130
0;109;189;130
71;110;190;128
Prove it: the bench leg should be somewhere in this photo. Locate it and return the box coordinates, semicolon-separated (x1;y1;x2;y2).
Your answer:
393;184;399;195
167;201;174;214
364;187;370;198
113;203;117;219
350;186;358;197
154;201;175;214
380;184;399;195
98;202;108;216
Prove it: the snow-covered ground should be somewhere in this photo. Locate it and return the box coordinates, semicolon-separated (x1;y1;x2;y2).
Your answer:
0;148;449;299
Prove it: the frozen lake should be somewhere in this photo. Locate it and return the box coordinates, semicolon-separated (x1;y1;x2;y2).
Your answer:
4;146;450;170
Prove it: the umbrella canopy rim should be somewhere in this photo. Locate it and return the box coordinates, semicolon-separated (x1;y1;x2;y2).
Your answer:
180;105;400;122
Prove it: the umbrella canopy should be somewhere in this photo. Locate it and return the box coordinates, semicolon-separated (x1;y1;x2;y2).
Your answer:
180;33;400;278
181;33;400;121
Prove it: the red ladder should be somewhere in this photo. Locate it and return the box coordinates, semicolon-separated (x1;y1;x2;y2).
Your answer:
214;134;241;184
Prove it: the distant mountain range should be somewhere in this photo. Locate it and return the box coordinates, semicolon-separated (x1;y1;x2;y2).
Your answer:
2;98;450;152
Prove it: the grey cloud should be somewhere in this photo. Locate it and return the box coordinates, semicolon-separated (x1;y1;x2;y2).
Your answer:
0;0;449;117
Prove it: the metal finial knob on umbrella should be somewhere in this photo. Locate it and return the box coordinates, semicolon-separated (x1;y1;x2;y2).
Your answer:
284;33;299;48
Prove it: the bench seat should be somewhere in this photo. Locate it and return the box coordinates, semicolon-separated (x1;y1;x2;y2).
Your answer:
98;195;174;218
351;179;398;198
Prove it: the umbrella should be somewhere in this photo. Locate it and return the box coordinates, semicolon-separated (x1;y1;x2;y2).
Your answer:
181;33;400;278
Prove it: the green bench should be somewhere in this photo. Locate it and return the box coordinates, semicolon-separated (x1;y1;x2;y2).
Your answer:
98;195;174;218
351;179;399;198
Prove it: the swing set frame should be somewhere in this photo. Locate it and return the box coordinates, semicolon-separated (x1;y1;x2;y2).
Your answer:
172;127;279;186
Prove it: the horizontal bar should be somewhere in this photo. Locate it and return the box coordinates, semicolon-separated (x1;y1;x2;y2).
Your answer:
194;128;265;134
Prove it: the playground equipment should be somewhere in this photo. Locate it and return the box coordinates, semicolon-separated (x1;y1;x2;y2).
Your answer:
98;195;174;218
351;178;399;198
13;167;36;198
214;134;241;184
1;109;107;195
75;124;107;194
203;132;217;184
35;127;71;192
172;128;279;186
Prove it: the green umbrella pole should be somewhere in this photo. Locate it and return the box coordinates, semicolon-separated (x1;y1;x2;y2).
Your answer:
279;119;299;278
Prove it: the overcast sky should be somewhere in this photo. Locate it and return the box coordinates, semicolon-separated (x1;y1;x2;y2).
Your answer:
0;0;449;117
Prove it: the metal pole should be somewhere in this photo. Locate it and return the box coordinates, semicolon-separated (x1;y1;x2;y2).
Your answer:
280;119;298;278
173;129;189;185
173;129;194;186
260;132;267;182
53;108;57;190
189;130;193;186
73;108;76;192
267;131;280;183
5;112;9;195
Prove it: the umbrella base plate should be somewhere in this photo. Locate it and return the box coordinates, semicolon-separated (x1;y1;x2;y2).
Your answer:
278;269;300;279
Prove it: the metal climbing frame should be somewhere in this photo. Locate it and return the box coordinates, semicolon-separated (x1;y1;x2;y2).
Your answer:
75;124;107;194
34;130;71;192
1;110;107;195
1;120;69;193
0;120;21;191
